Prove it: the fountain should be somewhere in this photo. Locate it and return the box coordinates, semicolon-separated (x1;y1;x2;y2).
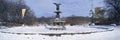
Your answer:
46;3;66;30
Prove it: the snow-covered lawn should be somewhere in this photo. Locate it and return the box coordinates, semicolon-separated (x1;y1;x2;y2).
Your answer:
0;25;119;40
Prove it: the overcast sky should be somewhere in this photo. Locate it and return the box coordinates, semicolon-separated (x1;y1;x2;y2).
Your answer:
25;0;104;17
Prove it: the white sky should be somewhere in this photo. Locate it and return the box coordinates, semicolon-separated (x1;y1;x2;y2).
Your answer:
25;0;104;17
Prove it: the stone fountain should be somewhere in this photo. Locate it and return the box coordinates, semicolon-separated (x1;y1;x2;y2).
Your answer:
47;3;66;30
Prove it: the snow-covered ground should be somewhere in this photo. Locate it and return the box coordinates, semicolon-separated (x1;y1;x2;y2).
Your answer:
0;25;119;40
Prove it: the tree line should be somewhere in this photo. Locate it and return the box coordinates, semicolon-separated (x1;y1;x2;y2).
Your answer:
37;16;91;25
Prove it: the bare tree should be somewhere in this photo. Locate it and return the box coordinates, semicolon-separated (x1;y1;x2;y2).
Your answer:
0;0;36;26
105;0;120;24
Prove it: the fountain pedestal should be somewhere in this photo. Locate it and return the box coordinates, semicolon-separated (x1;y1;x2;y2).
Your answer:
49;18;66;30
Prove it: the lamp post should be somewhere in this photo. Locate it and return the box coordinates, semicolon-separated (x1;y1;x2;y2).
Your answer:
20;0;26;25
91;0;94;24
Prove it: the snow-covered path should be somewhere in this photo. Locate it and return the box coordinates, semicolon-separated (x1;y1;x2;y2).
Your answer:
0;26;119;40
